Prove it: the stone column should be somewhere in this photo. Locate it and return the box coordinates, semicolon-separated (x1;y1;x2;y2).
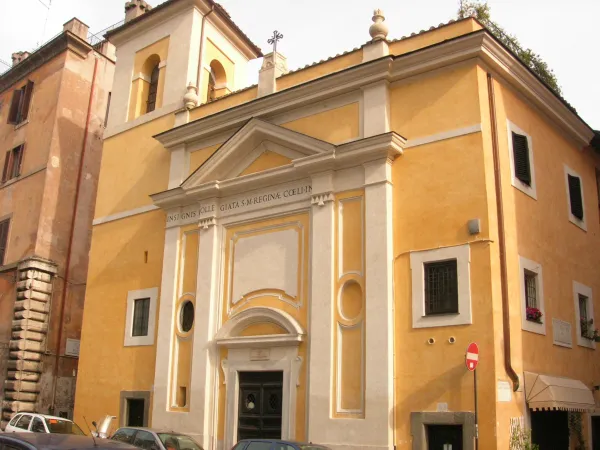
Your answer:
2;257;57;428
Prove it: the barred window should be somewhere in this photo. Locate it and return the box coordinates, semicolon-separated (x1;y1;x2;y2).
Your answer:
524;270;537;309
424;260;458;315
132;298;150;337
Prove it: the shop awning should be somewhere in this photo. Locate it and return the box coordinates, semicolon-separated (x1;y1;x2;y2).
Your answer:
525;371;596;412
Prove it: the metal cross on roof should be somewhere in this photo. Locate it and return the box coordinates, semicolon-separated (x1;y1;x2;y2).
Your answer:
267;30;283;55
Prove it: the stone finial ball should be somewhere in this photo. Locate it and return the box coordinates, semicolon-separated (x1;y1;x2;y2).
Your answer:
369;9;389;41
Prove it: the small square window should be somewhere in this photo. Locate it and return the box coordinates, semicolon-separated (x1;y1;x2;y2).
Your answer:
132;298;150;337
424;260;458;315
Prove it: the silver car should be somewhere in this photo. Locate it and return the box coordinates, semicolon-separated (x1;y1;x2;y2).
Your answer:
110;428;204;450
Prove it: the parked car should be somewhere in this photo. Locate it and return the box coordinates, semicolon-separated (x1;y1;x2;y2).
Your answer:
4;414;85;435
110;428;204;450
232;440;331;450
0;433;138;450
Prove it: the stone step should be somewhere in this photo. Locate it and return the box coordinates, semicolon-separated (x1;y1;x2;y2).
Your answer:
14;299;49;314
7;371;40;382
9;339;43;352
16;279;52;295
7;360;41;372
4;380;40;393
9;350;43;361
11;330;45;342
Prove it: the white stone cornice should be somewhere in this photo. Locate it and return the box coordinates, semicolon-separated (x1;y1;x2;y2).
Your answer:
153;57;393;148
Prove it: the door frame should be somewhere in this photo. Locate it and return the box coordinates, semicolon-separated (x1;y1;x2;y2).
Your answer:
119;391;151;427
410;412;475;450
222;346;302;450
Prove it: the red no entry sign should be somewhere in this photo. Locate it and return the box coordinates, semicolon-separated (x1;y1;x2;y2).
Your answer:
466;342;479;371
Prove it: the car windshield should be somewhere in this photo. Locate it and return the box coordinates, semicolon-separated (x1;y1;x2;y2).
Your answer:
44;418;85;435
157;433;203;450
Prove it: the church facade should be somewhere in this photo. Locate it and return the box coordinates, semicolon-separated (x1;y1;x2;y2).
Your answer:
74;1;600;449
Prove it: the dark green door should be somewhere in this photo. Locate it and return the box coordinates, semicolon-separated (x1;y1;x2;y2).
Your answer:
427;425;463;450
237;371;283;440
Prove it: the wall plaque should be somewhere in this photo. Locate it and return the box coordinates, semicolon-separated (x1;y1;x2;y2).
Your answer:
250;348;270;361
552;318;572;348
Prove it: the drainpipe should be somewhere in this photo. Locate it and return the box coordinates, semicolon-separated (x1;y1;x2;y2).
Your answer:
50;55;100;413
487;73;519;392
195;5;215;92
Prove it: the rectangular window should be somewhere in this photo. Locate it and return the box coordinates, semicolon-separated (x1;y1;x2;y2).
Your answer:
512;132;531;186
595;168;600;215
579;294;589;337
0;219;9;265
525;271;538;309
2;145;24;183
568;173;584;221
104;92;111;127
132;297;150;337
424;260;458;315
7;80;34;125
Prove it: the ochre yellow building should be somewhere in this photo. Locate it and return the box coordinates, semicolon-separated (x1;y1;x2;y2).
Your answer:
74;1;600;449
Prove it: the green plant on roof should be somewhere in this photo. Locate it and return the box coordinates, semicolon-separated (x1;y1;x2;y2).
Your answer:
457;0;562;97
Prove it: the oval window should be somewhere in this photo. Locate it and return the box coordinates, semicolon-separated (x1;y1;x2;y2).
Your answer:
180;301;194;332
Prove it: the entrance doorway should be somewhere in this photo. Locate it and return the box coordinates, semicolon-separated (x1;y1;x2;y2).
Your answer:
592;416;600;450
427;425;463;450
126;398;145;426
531;410;568;449
237;371;283;440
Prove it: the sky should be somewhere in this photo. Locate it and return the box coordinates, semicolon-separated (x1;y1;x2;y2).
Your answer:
0;0;598;128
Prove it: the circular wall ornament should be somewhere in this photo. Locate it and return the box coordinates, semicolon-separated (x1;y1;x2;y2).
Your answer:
180;301;195;332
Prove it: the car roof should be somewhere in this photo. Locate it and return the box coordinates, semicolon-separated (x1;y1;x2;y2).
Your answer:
12;413;74;422
115;427;178;433
0;434;137;450
236;440;329;448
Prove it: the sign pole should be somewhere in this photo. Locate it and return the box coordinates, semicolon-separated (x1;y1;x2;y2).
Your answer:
474;368;479;450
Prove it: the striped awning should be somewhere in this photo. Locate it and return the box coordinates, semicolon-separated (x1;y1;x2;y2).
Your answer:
525;371;596;412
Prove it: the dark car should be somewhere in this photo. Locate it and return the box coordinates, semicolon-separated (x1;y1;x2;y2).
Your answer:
110;427;203;450
0;433;138;450
232;439;331;450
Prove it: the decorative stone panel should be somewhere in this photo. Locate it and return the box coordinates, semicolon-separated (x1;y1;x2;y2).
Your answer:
1;257;56;427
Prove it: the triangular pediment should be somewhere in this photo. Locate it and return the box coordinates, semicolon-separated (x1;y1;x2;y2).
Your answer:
183;118;335;188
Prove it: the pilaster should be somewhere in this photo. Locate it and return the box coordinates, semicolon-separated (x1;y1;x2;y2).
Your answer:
361;81;390;137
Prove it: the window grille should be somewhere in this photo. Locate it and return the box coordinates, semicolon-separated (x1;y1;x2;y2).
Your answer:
524;271;537;309
146;65;159;113
424;260;458;315
132;298;150;337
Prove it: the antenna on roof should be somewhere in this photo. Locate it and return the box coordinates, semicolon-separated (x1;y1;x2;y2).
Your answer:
83;416;99;447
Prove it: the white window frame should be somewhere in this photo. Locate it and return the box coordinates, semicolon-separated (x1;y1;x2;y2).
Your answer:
574;281;595;349
410;244;471;328
507;120;537;200
124;287;158;346
519;256;545;335
564;165;587;231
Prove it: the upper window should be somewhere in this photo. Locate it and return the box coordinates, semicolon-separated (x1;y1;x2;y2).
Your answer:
507;121;537;199
2;145;24;183
7;80;34;125
146;64;159;113
132;297;150;337
410;244;471;328
574;281;595;349
0;219;10;265
519;256;545;335
564;165;586;231
124;287;158;346
424;260;458;315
